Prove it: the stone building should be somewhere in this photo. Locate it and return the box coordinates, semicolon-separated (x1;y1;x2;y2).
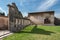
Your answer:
28;11;54;25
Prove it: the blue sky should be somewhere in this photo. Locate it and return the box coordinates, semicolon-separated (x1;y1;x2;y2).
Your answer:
0;0;60;18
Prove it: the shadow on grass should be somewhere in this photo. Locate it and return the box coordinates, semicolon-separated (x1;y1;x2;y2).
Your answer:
16;25;55;35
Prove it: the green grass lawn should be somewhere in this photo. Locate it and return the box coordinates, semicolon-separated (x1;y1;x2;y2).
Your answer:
3;25;60;40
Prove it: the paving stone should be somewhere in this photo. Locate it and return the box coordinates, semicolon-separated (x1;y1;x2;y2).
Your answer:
0;30;13;38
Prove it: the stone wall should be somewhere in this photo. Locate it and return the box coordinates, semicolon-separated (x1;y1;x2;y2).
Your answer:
0;16;8;30
43;13;54;25
7;3;31;32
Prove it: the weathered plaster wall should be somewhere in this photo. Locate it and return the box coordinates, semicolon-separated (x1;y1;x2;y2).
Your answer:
0;16;8;30
28;12;54;25
43;13;54;25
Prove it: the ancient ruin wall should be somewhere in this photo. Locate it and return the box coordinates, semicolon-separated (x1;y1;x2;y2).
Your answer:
7;3;31;32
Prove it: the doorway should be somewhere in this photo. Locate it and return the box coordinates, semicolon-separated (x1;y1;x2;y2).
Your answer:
44;18;51;24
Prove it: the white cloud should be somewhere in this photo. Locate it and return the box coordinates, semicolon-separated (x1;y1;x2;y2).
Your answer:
55;13;60;18
37;0;57;11
19;0;28;6
0;7;7;15
19;0;25;6
19;0;36;6
21;12;28;17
